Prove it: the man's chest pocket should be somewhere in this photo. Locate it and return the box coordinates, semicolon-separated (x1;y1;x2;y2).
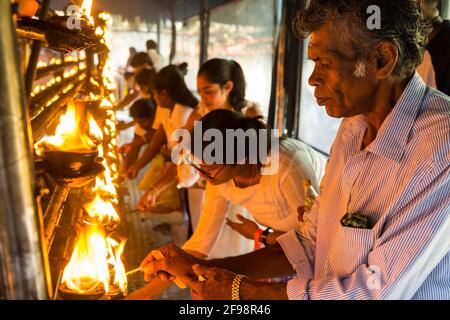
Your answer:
328;225;374;276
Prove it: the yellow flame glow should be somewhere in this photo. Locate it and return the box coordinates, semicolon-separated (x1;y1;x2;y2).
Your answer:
34;102;96;155
81;0;94;24
61;227;128;295
87;113;103;142
61;227;110;294
100;98;113;109
96;145;119;201
102;58;116;91
95;26;104;36
106;237;127;293
84;192;119;225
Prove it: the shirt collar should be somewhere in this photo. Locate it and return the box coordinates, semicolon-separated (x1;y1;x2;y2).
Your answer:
365;73;428;162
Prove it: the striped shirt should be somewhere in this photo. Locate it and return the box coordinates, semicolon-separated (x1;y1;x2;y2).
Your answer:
278;74;450;300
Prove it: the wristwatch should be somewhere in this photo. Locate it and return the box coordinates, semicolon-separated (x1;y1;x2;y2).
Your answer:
231;274;247;300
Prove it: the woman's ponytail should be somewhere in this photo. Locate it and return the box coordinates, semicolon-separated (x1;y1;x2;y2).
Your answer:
227;60;247;112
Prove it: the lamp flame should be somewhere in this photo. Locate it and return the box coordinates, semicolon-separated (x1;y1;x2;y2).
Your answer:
61;227;128;295
61;227;109;294
83;191;119;225
87;113;103;142
34;102;96;155
106;237;127;293
81;0;94;24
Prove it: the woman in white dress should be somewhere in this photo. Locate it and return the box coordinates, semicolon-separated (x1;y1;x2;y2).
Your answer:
184;59;264;258
180;109;325;258
125;65;197;231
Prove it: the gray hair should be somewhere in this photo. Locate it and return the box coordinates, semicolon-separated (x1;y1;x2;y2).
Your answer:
293;0;432;78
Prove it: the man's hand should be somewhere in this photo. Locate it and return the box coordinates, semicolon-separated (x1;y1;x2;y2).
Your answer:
137;186;160;211
226;214;259;240
183;264;236;300
140;244;199;282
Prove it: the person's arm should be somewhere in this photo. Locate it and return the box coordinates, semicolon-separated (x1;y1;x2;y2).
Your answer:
181;183;231;257
138;163;178;211
136;126;166;168
204;242;294;279
114;91;138;111
186;163;449;300
225;214;284;246
142;128;155;145
122;141;142;172
140;243;293;295
263;230;285;245
279;164;450;300
185;264;289;300
127;126;166;179
117;120;137;131
125;278;173;300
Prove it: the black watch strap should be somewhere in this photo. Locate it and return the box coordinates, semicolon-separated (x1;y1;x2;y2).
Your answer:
261;227;272;246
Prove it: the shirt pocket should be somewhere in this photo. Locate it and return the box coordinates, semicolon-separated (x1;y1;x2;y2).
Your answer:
328;225;374;277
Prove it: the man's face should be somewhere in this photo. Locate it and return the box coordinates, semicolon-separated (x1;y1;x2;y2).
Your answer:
308;24;378;118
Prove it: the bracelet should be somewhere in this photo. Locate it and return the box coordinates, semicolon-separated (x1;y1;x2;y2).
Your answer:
253;229;263;250
260;227;273;246
231;274;247;300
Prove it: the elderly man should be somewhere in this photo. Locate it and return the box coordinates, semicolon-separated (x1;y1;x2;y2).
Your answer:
140;0;450;300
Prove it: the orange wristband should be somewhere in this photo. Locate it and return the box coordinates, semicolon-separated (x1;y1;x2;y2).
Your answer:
253;228;263;250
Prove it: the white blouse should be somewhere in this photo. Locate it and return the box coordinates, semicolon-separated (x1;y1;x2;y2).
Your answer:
152;104;193;150
196;100;261;118
182;138;326;256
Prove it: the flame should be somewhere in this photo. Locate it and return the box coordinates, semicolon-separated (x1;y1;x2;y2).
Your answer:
100;98;112;109
37;61;47;68
61;227;128;295
84;191;119;225
95;26;104;36
91;175;118;203
81;0;94;24
87;113;103;142
98;11;111;21
102;58;116;91
95;145;119;201
34;102;96;155
61;227;110;294
109;93;116;104
106;237;127;293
